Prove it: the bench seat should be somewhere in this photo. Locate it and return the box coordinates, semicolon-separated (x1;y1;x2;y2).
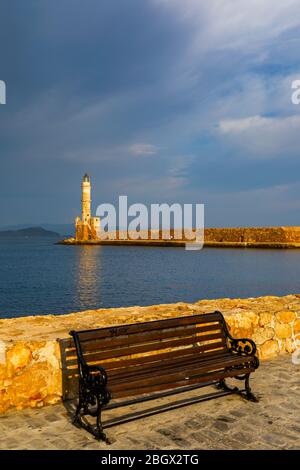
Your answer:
107;351;257;398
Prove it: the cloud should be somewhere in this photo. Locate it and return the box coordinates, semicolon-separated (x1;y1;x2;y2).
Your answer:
218;114;300;158
154;0;300;52
129;143;159;156
219;115;268;133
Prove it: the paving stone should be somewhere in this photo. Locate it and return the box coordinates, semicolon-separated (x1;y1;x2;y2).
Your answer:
213;420;229;431
230;410;247;417
215;415;236;423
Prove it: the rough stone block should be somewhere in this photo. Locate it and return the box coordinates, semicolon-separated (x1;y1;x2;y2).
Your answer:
274;323;292;339
275;311;296;324
225;312;258;338
6;343;32;376
285;338;296;353
258;340;279;360
259;312;274;327
293;319;300;334
252;327;274;345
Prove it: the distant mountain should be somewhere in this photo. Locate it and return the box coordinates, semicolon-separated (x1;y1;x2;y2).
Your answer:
39;223;73;236
0;226;61;238
0;223;74;237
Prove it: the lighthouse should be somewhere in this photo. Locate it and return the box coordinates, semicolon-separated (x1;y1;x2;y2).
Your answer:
81;173;91;223
75;174;100;241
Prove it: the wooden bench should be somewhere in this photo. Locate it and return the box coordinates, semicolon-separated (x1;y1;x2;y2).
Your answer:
69;311;259;442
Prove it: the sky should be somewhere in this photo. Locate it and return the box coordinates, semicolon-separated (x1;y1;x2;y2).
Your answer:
1;0;300;227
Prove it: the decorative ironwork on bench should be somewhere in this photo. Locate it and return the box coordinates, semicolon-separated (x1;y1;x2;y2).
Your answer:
228;336;258;357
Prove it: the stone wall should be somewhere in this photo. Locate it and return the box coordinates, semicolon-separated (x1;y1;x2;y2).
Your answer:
204;226;300;245
0;294;300;414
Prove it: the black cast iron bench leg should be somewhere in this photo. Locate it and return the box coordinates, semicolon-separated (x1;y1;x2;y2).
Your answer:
72;392;111;444
244;373;258;402
95;400;111;444
216;373;259;402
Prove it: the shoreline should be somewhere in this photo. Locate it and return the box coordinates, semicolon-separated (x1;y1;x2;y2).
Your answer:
58;239;300;249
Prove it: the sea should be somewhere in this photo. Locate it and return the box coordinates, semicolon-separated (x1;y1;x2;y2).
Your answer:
0;236;300;318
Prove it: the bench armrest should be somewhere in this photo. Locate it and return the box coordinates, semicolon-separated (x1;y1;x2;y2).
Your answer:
227;336;257;356
86;364;108;383
69;330;109;392
214;311;257;356
81;364;111;405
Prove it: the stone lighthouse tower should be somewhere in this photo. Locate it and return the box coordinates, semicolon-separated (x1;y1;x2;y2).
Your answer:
81;173;91;224
75;174;100;241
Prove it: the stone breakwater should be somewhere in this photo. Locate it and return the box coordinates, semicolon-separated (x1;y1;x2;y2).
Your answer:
61;226;300;248
0;294;300;414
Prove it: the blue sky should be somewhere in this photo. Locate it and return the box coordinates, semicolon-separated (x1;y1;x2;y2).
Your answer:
1;0;300;227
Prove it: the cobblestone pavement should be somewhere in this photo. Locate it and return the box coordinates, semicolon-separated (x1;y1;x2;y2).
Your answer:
0;355;300;450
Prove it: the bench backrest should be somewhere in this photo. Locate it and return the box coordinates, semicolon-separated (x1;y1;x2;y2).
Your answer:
69;311;229;378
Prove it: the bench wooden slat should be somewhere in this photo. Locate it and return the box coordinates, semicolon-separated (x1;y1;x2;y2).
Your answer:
75;312;223;341
108;354;250;387
112;367;255;399
79;332;225;361
79;323;223;351
80;327;224;354
109;354;255;393
62;340;227;374
107;350;237;382
102;342;226;370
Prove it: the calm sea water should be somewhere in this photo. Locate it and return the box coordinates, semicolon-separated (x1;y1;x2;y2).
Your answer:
1;236;300;318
